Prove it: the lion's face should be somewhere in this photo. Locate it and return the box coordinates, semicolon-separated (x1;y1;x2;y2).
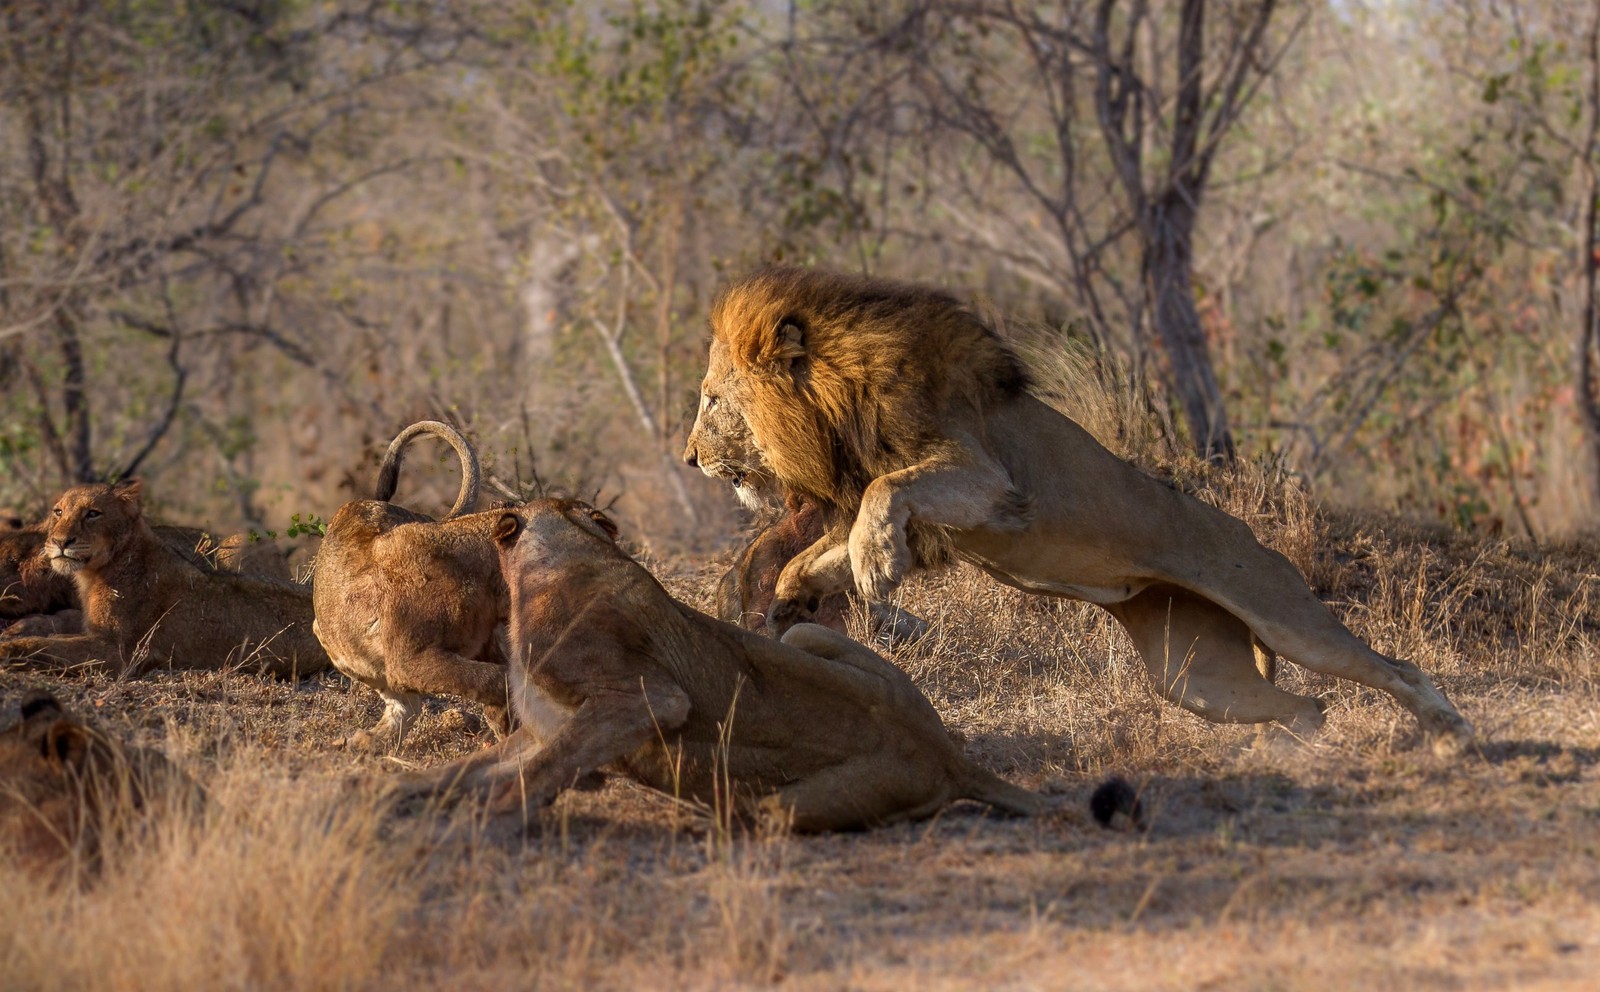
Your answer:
0;693;98;866
45;480;145;576
683;340;780;512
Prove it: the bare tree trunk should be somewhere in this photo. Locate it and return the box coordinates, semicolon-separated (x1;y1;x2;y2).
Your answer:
1147;194;1235;461
1580;6;1600;504
52;305;94;482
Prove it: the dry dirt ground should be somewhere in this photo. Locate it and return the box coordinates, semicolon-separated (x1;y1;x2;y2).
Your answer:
3;477;1599;991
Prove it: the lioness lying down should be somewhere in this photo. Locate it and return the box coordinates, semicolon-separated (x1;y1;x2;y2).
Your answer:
2;519;291;639
312;420;513;749
0;480;328;678
684;267;1473;752
390;499;1041;832
0;691;205;873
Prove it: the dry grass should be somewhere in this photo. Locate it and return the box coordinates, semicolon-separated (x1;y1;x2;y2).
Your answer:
3;457;1599;989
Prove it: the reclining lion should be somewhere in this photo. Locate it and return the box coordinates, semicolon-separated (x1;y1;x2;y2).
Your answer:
0;691;205;873
0;480;328;678
389;499;1040;832
3;520;290;639
683;267;1473;752
312;421;512;749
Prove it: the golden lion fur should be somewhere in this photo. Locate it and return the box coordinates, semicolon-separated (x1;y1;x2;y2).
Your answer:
0;691;204;874
388;498;1040;832
0;480;328;678
686;267;1472;751
3;521;291;639
312;421;512;749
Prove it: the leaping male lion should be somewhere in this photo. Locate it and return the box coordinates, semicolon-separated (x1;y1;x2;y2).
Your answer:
388;498;1040;832
683;267;1473;752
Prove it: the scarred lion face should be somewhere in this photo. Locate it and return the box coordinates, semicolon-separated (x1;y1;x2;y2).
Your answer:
683;339;780;513
44;479;145;576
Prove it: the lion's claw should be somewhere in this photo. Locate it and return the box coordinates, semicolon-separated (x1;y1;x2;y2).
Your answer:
849;526;910;602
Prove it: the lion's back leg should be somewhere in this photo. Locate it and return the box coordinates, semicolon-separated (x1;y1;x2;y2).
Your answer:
1160;539;1472;749
757;755;954;833
1107;586;1327;738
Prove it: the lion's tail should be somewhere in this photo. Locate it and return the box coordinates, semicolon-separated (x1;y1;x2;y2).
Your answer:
374;420;481;519
957;764;1044;818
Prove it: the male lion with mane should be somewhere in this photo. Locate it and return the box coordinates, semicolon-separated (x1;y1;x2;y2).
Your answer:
683;267;1472;752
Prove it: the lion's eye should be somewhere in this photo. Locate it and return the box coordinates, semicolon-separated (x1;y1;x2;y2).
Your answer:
51;507;61;516
85;509;101;519
706;395;719;411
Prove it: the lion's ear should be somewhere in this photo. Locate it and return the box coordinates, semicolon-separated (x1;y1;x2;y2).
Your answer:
112;478;145;518
40;719;91;771
760;319;806;370
492;512;523;547
20;691;63;722
587;509;620;541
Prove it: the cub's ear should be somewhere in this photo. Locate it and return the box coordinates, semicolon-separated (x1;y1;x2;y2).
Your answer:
19;691;63;722
40;719;91;771
587;509;620;541
112;478;145;516
492;512;523;547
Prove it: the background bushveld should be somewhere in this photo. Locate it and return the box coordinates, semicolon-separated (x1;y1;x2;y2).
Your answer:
3;0;1600;546
4;2;1600;989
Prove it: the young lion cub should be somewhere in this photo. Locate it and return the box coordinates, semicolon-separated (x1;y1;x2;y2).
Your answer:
0;691;205;874
312;421;512;750
0;480;327;677
390;499;1041;832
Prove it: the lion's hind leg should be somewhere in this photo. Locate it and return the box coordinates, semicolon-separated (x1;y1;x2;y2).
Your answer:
383;725;542;809
1177;548;1473;751
1107;586;1327;739
758;756;953;833
341;689;424;751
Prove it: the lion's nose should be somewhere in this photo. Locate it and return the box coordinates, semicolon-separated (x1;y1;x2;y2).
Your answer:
683;445;699;468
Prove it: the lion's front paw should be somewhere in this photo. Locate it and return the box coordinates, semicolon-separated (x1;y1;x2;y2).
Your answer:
849;520;910;602
766;596;815;637
337;726;397;753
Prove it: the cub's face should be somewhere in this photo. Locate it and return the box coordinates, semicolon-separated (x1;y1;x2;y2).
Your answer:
45;480;144;576
0;693;95;867
683;341;779;512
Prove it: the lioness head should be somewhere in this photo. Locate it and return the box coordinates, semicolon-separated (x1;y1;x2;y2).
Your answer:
492;499;621;557
44;479;145;577
0;692;127;867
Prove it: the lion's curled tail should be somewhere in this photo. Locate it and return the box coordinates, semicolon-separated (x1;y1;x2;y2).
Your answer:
373;420;481;519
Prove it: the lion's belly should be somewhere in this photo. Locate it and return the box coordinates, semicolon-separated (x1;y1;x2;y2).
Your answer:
956;529;1151;605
